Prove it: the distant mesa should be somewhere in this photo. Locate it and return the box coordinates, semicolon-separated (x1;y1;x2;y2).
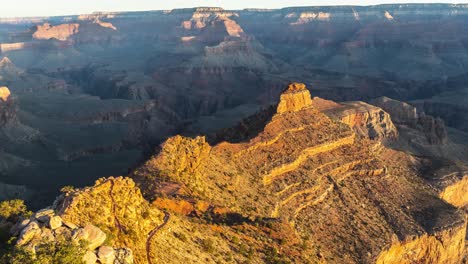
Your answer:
0;86;11;101
32;23;80;41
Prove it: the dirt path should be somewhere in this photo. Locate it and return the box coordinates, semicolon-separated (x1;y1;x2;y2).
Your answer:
146;212;170;264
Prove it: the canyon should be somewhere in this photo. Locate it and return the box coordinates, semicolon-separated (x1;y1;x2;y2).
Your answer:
0;4;467;263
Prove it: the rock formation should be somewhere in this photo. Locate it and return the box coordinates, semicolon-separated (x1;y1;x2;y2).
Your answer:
371;96;448;144
134;83;467;263
312;97;398;141
0;87;17;126
10;207;134;263
32;23;80;41
0;86;10;101
276;82;313;114
54;177;164;263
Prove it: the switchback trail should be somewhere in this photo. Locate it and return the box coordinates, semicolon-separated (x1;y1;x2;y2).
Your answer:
146;212;170;264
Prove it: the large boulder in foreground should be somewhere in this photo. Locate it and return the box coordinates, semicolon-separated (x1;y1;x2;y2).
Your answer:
54;176;163;263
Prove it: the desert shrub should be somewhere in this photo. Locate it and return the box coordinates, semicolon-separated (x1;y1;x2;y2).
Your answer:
1;240;86;264
0;200;31;221
264;247;291;264
60;186;75;193
201;238;215;253
173;232;188;242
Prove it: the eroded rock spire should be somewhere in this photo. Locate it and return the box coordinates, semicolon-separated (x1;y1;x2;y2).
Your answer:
276;82;313;114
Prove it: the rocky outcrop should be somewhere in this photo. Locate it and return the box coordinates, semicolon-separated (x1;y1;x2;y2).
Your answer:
134;83;466;263
10;206;133;263
312;97;398;141
135;136;211;193
54;177;163;263
440;174;468;208
371;96;448;144
32;23;80;41
418;115;448;144
370;96;418;123
0;87;17;126
0;86;10;101
376;224;466;264
95;20;117;30
276;82;313;114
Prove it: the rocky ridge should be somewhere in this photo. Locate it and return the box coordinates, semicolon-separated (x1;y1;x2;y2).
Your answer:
134;83;467;263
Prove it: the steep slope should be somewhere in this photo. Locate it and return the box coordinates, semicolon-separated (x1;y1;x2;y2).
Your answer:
134;83;466;263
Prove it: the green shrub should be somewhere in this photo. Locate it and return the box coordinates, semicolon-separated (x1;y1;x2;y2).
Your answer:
173;232;188;242
0;200;31;221
201;238;215;253
1;240;86;264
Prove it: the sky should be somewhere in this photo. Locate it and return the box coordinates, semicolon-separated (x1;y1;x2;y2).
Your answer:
1;0;468;18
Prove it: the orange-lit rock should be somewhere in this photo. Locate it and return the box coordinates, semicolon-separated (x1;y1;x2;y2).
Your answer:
276;82;313;114
33;23;80;41
0;86;11;101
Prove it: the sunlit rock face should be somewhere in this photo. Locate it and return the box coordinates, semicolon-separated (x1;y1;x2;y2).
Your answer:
276;82;313;114
0;86;10;101
0;86;17;126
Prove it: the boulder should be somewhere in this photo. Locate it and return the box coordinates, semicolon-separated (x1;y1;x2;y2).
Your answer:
62;220;77;229
72;224;106;250
40;228;55;242
48;215;62;230
53;226;73;239
16;221;41;246
98;246;116;264
10;218;30;236
83;250;98;264
34;208;54;223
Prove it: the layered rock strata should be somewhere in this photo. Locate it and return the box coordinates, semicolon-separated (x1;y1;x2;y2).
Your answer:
134;83;466;263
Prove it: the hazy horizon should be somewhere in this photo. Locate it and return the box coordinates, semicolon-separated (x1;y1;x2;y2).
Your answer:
2;0;468;18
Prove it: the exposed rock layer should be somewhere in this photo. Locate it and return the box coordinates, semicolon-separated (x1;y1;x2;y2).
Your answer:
134;83;467;263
